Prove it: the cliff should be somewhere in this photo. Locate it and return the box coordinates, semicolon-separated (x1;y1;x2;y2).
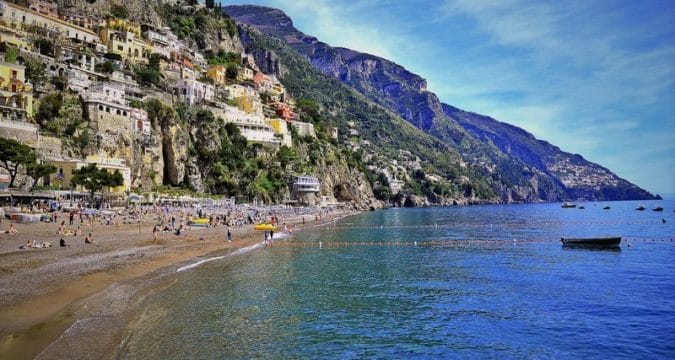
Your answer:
224;5;658;202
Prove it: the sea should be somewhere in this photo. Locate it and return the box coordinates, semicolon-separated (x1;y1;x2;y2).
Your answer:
116;200;675;359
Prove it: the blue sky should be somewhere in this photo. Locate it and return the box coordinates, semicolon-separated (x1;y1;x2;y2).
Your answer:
222;0;675;198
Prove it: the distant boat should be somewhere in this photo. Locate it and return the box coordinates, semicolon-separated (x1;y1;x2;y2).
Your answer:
561;237;621;248
653;206;664;212
603;205;611;210
636;205;646;211
562;202;577;208
578;206;585;209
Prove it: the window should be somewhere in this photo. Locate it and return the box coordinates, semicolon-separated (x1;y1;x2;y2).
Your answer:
117;45;123;51
11;70;17;79
98;105;103;111
123;111;127;116
116;109;121;115
105;107;110;113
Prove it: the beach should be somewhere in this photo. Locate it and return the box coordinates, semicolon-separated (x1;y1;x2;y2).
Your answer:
0;205;355;359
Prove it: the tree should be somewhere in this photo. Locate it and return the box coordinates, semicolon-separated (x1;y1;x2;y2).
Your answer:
26;163;56;191
0;138;36;188
25;57;47;88
205;0;215;9
71;164;123;201
33;38;54;56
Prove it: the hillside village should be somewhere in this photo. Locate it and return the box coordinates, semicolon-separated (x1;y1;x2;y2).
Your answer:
0;0;356;206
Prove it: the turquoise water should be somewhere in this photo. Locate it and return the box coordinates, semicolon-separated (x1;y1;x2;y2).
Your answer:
119;201;675;359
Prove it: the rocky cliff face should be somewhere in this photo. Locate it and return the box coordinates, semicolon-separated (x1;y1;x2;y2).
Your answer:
224;5;658;202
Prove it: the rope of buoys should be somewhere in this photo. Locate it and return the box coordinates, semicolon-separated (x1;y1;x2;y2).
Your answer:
267;237;675;248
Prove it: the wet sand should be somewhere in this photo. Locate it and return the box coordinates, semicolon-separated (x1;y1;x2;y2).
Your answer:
0;210;353;359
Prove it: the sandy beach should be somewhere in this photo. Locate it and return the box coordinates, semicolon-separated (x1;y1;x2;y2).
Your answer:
0;207;355;359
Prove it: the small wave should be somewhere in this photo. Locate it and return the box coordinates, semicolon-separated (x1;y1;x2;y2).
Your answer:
176;242;264;272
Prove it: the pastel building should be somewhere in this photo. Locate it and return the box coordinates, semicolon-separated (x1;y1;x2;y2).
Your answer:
175;78;215;106
206;64;227;85
0;60;33;122
49;155;131;194
267;118;292;147
83;83;132;130
0;1;99;45
99;28;151;64
130;108;150;135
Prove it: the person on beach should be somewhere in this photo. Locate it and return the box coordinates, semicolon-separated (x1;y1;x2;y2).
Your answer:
264;230;269;244
75;226;82;236
85;233;94;244
60;238;67;247
227;226;232;242
7;224;17;235
270;229;274;240
153;225;159;242
69;212;74;226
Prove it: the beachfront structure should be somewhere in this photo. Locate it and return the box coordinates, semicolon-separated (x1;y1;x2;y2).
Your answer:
293;176;320;193
99;28;151;64
0;60;33;122
175;78;215;106
292;176;321;206
0;1;99;45
49;155;132;194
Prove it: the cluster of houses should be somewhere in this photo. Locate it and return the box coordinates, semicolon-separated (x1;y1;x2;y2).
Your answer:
0;0;325;198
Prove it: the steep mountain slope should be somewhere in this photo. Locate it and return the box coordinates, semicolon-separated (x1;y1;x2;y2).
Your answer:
224;5;657;201
237;26;497;204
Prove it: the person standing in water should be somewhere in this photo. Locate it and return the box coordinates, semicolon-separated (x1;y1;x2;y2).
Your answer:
227;226;232;242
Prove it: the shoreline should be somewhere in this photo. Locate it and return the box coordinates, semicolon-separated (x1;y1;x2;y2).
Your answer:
0;208;359;359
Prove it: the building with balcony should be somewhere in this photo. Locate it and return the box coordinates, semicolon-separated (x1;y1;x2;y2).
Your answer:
0;60;33;122
0;1;99;45
27;0;56;17
99;28;151;64
293;175;320;193
175;78;215;106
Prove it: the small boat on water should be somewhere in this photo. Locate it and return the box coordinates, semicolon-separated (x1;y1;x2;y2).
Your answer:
578;206;585;209
561;237;621;248
653;206;664;212
635;205;646;211
603;205;611;210
562;202;577;208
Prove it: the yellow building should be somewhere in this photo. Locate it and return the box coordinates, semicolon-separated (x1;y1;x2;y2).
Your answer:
0;60;33;121
49;155;131;194
234;95;263;115
206;64;227;85
106;18;141;37
99;28;151;64
236;67;253;82
0;31;32;51
267;118;292;147
0;1;99;45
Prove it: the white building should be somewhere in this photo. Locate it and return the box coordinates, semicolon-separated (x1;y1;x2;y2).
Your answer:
130;108;150;135
207;104;280;147
175;78;214;106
